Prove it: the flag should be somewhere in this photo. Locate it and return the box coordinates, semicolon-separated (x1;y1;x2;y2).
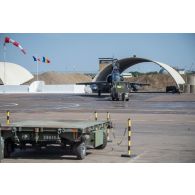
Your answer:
42;57;50;63
4;36;26;54
33;56;40;62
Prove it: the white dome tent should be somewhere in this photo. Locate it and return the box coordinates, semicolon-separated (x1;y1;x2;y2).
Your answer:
0;62;34;85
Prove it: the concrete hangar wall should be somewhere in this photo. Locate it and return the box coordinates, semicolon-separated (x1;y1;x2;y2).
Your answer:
94;57;185;87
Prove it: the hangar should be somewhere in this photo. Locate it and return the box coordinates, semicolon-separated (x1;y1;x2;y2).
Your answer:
0;62;34;85
93;57;185;87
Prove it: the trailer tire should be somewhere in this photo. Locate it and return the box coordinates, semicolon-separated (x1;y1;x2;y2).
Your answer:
96;132;107;149
122;93;125;101
0;137;4;159
4;139;14;158
74;142;86;160
115;93;119;101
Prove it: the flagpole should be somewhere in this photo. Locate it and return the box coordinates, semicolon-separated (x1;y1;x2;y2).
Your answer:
3;45;6;85
36;58;39;81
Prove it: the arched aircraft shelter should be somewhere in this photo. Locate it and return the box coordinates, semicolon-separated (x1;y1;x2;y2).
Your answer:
93;57;185;87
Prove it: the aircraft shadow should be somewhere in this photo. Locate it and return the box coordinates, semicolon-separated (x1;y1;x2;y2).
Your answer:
78;94;108;98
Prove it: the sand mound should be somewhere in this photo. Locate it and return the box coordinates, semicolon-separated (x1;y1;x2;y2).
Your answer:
27;72;92;84
125;74;176;90
27;72;180;91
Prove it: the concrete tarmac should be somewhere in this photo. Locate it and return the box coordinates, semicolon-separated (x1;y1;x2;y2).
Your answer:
0;93;195;163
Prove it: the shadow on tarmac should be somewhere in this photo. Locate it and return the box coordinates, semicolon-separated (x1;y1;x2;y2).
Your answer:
9;146;92;161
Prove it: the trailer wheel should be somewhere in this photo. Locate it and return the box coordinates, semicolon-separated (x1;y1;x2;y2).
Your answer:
4;139;14;158
0;137;4;159
122;93;125;101
125;98;129;101
96;132;107;149
74;142;86;160
115;93;119;101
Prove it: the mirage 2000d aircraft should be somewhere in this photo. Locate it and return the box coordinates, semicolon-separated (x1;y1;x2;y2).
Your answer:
77;59;149;101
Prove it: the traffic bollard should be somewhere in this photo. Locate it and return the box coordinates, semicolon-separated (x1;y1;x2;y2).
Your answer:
94;111;98;121
121;118;131;158
6;110;10;125
106;112;112;142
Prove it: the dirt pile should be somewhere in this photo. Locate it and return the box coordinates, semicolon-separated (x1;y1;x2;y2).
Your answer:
27;71;92;84
125;74;176;91
27;72;177;91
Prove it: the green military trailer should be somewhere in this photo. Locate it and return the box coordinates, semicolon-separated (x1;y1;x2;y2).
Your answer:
0;120;111;160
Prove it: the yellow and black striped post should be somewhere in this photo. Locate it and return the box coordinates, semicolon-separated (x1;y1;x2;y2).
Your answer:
0;123;2;162
121;118;131;158
6;110;10;125
106;112;110;122
106;112;112;142
94;111;98;121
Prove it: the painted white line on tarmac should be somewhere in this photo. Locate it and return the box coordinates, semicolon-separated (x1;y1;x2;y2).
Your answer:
158;120;175;122
0;103;18;107
111;119;148;122
111;119;195;124
130;151;149;162
131;120;148;122
55;103;80;110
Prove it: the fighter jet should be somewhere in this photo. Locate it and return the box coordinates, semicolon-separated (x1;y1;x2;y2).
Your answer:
77;59;149;100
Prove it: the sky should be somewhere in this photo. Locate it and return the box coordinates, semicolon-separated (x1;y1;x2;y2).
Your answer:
0;33;195;74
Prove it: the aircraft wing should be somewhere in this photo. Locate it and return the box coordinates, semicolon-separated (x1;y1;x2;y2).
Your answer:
76;81;110;95
76;81;150;86
129;82;150;86
76;81;109;86
128;82;150;92
108;81;150;86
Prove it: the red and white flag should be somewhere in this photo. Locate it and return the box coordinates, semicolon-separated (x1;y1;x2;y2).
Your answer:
4;36;26;54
